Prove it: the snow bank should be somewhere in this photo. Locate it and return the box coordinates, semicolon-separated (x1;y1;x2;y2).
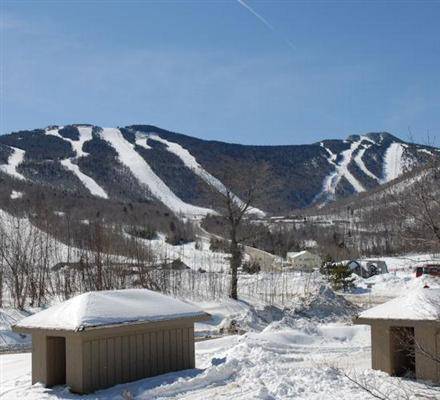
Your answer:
293;286;359;322
15;289;209;331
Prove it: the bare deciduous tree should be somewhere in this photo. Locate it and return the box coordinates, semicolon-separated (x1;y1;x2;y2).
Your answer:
209;160;272;299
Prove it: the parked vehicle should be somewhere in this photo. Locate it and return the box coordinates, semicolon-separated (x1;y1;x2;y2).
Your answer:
415;264;440;278
346;260;388;278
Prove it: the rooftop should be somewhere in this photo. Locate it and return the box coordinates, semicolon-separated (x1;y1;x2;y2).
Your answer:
358;288;440;321
14;289;209;331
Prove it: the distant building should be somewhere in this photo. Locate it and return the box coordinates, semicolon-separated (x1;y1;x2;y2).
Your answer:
354;288;440;383
286;250;322;270
13;289;210;394
346;260;388;278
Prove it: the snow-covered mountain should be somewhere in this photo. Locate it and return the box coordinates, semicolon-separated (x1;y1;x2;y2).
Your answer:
0;125;438;215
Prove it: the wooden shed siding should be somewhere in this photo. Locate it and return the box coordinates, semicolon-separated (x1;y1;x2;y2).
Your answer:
31;333;47;385
415;326;439;382
81;324;194;393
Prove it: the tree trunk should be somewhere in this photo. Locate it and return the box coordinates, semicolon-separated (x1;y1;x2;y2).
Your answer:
229;226;240;300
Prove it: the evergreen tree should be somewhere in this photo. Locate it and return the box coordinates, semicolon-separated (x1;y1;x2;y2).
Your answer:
328;263;355;291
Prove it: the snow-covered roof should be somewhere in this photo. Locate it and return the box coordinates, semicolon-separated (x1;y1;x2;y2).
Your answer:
14;289;209;331
286;250;316;259
358;288;440;321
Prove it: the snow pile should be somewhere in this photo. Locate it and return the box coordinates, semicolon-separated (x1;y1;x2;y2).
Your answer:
132;322;371;399
15;289;209;331
293;285;359;322
359;288;440;321
193;299;284;337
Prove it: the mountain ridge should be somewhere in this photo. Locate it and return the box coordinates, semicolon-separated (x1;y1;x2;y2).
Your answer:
0;124;438;215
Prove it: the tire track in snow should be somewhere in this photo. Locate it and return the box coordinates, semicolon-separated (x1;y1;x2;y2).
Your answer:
101;128;214;217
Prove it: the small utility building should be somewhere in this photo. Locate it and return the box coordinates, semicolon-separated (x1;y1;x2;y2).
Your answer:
354;288;440;383
13;289;210;394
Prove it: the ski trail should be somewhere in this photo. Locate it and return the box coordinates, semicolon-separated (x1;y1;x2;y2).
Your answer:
382;142;406;183
0;146;26;180
101;128;214;217
354;147;380;182
46;127;108;199
145;133;265;216
319;140;365;199
60;159;108;199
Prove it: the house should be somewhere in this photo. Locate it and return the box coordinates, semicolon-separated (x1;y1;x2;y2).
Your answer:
354;288;440;383
285;250;322;270
13;289;210;394
346;260;388;278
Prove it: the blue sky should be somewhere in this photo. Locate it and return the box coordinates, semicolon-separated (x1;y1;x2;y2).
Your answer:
1;0;439;145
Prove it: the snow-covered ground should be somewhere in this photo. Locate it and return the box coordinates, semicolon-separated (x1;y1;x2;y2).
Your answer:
1;254;439;399
1;304;436;399
140;234;230;273
0;309;32;352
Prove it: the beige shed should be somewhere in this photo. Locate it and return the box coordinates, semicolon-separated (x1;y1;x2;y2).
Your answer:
13;289;210;394
354;288;440;383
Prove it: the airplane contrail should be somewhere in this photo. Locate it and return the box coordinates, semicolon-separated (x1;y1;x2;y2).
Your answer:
236;0;295;51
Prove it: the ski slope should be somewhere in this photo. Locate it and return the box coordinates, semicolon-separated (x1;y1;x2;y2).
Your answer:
0;146;26;180
147;134;265;216
101;128;214;217
46;127;108;199
60;159;108;198
382;142;407;183
353;146;380;182
318;140;365;200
